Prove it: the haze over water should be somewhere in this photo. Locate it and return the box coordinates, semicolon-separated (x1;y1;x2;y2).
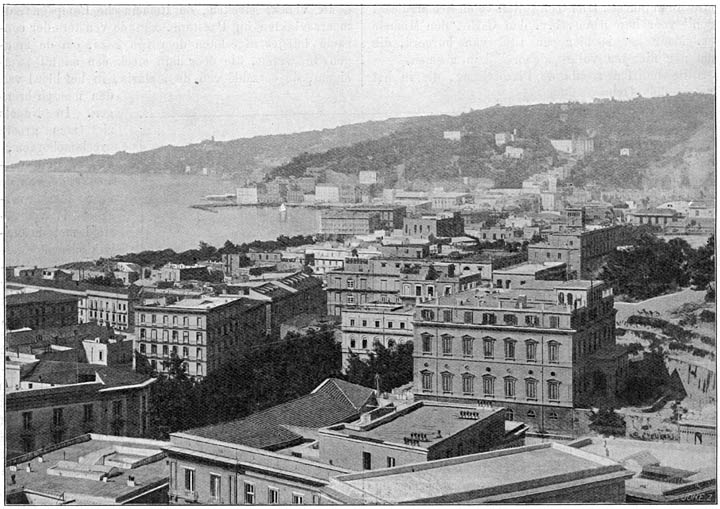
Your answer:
5;172;319;268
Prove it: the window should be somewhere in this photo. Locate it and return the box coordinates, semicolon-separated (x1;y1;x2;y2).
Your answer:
375;320;380;328
292;493;304;505
503;314;518;326
526;378;538;400
421;371;433;392
140;328;146;339
210;474;222;501
504;377;516;398
481;313;496;325
244;482;255;504
22;411;32;430
548;341;560;363
151;344;157;355
527;409;537;418
162;329;169;341
388;321;393;329
183;468;195;492
421;333;433;354
268;488;279;505
83;404;94;422
172;316;178;325
151;314;157;323
442;310;453;322
526;340;537;362
52;408;63;426
420;309;435;320
172;331;178;341
387;457;396;468
441;334;453;355
549;315;560;328
363;452;372;470
462;374;475;395
196;332;203;344
482;337;495;358
151;329;157;340
548;380;561;401
362;320;367;327
504;339;516;360
548;410;559;420
347;279;355;289
399;322;406;329
349;319;355;326
415;285;422;296
525;315;538;327
196;363;203;376
505;408;514;420
163;345;169;356
163;315;168;324
441;372;453;393
482;375;495;397
182;331;189;342
361;338;368;349
350;338;356;348
140;313;146;323
462;336;474;357
347;295;355;305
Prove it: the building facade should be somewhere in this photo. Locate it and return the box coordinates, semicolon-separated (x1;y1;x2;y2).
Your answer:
6;291;79;331
412;280;621;434
340;305;414;369
319;210;383;236
403;212;465;239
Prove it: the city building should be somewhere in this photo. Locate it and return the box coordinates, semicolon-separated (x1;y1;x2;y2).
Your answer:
319;210;383;236
399;263;484;306
494;132;512;146
626;208;685;228
236;186;259;205
315;184;341;203
317;401;526;471
403;212;465;239
412;279;622;434
163;378;376;505
569;436;716;503
304;245;381;275
430;192;473;210
491;262;567;289
6;361;155;457
527;213;631;278
134;296;267;378
6;290;79;331
322;442;632;504
340;305;414;369
504;146;526;159
550;135;595;157
378;240;431;259
443;130;462;141
346;204;407;230
152;264;211;283
326;258;404;317
339;184;361;204
286;189;305;203
358;170;379;185
225;272;326;338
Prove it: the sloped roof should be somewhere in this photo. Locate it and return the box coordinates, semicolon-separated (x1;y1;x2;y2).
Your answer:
6;290;79;305
622;450;661;468
20;360;152;388
184;378;375;450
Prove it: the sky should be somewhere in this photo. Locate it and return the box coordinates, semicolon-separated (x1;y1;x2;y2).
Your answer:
4;5;715;163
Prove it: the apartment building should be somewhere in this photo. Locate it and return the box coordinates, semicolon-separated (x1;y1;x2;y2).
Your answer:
6;362;155;458
6;290;79;330
398;263;484;306
412;279;623;434
340;305;414;369
326;258;406;317
345;204;407;230
318;210;383;236
134;296;266;379
304;245;381;275
403;212;465;239
152;264;211;283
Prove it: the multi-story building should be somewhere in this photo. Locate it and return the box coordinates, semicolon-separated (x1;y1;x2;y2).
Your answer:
378;241;431;259
492;262;567;289
5;434;169;505
412;279;622;434
338;184;361;204
527;210;631;278
399;263;484;306
134;296;267;379
326;258;405;317
319;210;383;236
504;146;526;159
430;193;473;211
163;378;376;505
550;135;595;157
247;250;283;264
346;204;407;230
403;212;465;239
286;188;305;203
225;272;326;339
6;290;79;331
6;361;155;458
304;245;381;275
152;264;211;283
323;442;632;504
236;186;259;205
340;305;414;369
315;184;341;203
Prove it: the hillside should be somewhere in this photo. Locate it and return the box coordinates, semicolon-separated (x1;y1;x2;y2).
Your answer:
269;93;714;190
5;117;414;179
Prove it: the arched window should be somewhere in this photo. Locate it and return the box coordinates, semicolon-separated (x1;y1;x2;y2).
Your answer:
558;292;565;304
567;293;574;306
527;409;537;419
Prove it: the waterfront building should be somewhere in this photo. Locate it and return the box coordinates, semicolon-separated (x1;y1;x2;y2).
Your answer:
326;258;405;317
319;210;383;236
403;212;465;239
5;434;169;505
163;378;375;505
340;305;414;369
317;401;527;471
346;204;407;230
6;290;79;331
412;279;623;434
6;361;155;458
322;442;632;504
315;184;341;203
134;296;267;379
236;186;259;205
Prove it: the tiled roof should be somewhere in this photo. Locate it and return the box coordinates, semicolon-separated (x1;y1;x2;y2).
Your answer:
184;378;375;450
6;290;79;305
20;360;152;389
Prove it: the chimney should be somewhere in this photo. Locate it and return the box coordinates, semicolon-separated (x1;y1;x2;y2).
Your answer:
436;430;442;439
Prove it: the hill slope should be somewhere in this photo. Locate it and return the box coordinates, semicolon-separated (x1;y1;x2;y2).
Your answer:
269;93;714;191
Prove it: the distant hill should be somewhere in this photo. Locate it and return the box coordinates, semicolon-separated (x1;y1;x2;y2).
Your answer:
5;117;414;179
268;93;714;190
8;93;714;192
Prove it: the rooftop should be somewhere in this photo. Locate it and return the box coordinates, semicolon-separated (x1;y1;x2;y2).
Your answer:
183;378;375;450
325;402;501;449
18;360;153;389
139;295;249;310
6;290;79;306
6;434;168;505
493;262;566;275
324;442;629;504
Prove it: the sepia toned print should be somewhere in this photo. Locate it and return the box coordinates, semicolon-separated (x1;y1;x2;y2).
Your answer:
4;5;716;505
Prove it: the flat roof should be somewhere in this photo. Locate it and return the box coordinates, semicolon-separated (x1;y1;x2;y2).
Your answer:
327;442;627;503
493;262;566;275
6;435;167;504
328;402;499;448
139;296;247;310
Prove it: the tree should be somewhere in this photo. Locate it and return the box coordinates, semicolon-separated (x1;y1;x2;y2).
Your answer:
86;274;125;287
346;342;414;393
145;354;200;439
689;235;715;290
589;407;626;436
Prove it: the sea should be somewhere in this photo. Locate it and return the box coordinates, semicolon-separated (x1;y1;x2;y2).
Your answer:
4;172;320;268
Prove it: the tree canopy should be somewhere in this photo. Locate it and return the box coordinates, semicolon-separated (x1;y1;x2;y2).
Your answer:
345;341;414;393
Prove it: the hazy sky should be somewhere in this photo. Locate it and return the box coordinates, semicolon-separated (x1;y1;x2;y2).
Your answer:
4;5;715;163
